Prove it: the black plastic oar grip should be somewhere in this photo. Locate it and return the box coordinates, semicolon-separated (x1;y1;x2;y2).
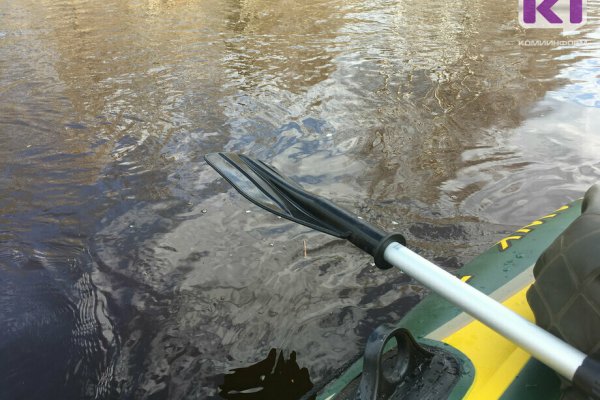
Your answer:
300;195;406;269
374;233;407;269
573;357;600;399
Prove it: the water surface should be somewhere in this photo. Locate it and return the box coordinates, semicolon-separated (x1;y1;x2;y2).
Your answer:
1;0;599;398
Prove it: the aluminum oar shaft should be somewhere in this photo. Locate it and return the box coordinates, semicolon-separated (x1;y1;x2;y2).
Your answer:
384;241;586;380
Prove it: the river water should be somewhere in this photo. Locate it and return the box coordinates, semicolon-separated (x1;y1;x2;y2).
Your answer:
1;0;599;398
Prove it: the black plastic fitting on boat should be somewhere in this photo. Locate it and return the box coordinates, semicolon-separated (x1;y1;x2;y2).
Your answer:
357;325;432;400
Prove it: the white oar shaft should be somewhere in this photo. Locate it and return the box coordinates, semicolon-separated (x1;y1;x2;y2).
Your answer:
384;241;586;380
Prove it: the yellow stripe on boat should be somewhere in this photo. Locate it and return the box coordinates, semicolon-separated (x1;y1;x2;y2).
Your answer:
443;286;534;399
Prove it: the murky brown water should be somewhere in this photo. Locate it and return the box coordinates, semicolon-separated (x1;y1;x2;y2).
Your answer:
1;0;599;398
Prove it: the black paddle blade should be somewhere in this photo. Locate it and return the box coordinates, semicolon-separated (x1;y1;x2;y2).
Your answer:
205;152;404;267
204;152;345;237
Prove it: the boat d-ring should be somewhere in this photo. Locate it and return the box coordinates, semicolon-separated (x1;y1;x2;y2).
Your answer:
357;324;432;400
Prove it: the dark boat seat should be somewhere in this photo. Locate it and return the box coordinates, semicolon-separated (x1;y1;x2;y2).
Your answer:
528;183;600;400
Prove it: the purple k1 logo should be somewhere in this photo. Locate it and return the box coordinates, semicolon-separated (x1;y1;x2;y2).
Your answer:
519;0;587;29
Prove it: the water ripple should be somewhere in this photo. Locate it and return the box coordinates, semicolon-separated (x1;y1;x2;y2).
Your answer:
1;0;600;397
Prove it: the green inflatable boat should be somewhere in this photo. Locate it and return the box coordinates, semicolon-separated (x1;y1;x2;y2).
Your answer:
206;152;600;400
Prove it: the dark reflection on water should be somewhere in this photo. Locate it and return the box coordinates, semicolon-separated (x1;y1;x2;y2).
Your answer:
1;0;600;397
218;348;314;400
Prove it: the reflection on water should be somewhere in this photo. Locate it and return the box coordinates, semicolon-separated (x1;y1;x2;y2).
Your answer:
0;0;599;397
218;348;314;400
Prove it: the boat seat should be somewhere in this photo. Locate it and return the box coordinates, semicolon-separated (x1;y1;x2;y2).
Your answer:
527;183;600;400
582;183;600;215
